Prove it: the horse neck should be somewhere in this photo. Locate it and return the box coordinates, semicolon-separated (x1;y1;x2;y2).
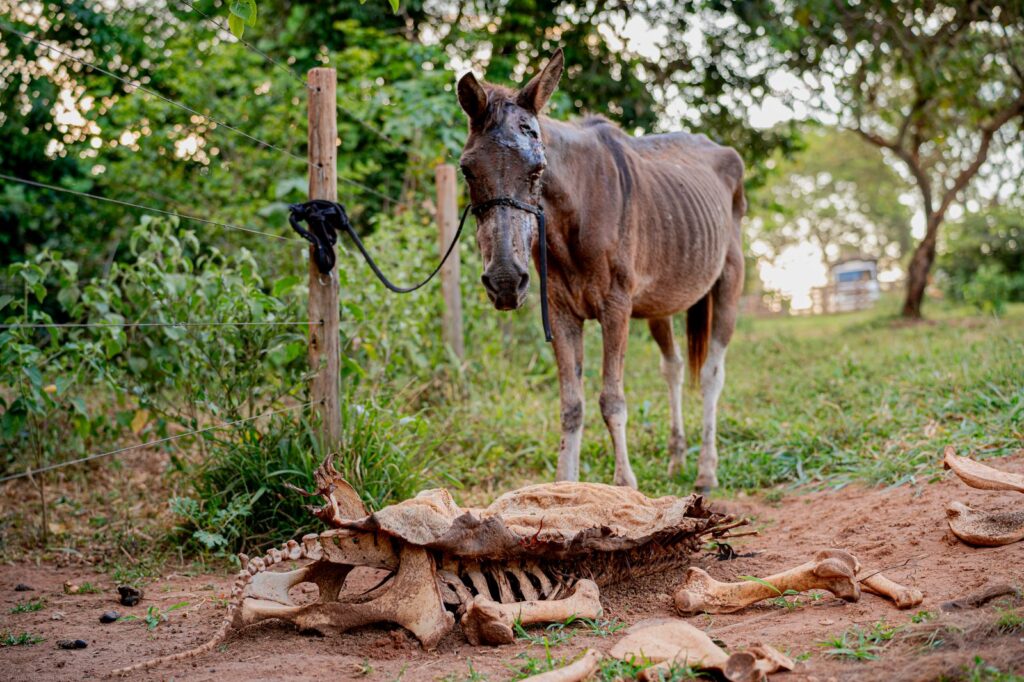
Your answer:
537;117;602;224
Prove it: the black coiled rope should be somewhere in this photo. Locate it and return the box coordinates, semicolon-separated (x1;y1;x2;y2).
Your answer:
289;199;552;342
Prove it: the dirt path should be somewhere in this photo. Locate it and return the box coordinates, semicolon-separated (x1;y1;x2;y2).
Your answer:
4;453;1023;681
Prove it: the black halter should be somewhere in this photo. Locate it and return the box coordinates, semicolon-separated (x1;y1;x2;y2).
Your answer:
469;197;553;343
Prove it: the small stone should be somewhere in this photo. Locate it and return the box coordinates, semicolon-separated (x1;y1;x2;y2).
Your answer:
117;585;143;607
63;580;80;595
51;611;66;621
14;583;34;592
100;611;120;624
57;639;88;650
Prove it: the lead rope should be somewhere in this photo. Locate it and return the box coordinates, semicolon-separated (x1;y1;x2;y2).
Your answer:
289;199;553;342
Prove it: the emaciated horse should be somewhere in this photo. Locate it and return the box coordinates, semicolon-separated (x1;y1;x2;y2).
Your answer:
457;49;745;491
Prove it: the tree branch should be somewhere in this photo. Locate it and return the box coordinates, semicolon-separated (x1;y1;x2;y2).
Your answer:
934;93;1024;222
849;124;934;215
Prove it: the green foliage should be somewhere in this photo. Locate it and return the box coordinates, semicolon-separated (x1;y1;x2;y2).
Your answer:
119;601;189;630
0;631;44;647
752;127;913;268
939;208;1024;313
820;621;900;661
10;598;46;614
438;659;489;682
995;608;1024;634
958;656;1024;682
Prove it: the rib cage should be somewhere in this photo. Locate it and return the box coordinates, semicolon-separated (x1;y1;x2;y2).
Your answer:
435;528;705;606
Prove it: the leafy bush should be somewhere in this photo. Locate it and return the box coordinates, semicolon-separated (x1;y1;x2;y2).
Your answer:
961;263;1020;316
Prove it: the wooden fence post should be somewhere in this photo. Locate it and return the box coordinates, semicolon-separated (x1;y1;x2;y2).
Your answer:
435;164;464;359
307;68;341;450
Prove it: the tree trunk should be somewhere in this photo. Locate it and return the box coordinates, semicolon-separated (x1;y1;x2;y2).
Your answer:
902;216;941;318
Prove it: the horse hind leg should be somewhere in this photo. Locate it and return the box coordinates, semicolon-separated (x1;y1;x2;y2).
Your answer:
695;240;743;492
648;318;687;477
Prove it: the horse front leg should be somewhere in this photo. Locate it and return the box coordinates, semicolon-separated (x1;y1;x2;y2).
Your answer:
552;312;585;482
599;305;637;488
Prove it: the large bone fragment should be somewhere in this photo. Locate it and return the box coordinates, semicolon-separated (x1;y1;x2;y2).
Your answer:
943;447;1024;493
860;572;923;609
946;501;1024;547
674;549;860;615
238;546;454;649
520;649;603;682
462;579;602;646
611;618;793;682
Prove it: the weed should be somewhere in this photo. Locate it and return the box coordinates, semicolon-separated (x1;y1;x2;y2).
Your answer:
76;582;102;594
738;575;802;610
1;631;44;646
820;621;900;661
119;601;189;630
959;656;1024;682
575;617;628;637
911;610;936;623
439;659;489;682
596;655;706;681
357;659;374;676
10;598;46;613
514;620;573;647
995;608;1024;634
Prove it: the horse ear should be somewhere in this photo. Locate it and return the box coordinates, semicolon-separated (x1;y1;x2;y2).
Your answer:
457;72;488;123
517;48;564;114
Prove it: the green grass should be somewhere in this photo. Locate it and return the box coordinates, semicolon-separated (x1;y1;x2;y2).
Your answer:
9;598;46;614
433;297;1024;501
0;631;44;646
820;621;901;661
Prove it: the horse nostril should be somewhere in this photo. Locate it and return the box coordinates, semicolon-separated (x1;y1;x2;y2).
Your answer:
517;273;529;293
481;273;496;295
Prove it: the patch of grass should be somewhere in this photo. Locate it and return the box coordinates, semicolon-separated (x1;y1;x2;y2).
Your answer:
995;608;1024;634
912;610;936;623
596;655;707;681
119;602;188;630
574;616;628;637
439;300;1024;501
514;620;574;647
76;582;102;594
958;656;1024;682
438;659;489;682
0;631;44;646
10;598;46;614
820;621;901;661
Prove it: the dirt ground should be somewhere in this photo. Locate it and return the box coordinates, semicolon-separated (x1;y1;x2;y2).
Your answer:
3;453;1023;682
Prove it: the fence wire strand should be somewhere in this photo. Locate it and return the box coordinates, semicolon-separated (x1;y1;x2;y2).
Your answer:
0;173;304;243
0;401;320;483
0;320;321;330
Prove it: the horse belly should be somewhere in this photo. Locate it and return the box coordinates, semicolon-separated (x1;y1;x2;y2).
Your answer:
628;213;730;319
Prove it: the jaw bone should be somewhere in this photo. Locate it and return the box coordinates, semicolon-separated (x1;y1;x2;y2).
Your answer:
860;572;924;609
461;579;602;645
943;447;1024;493
673;549;860;614
238;545;454;649
946;501;1024;547
609;618;793;682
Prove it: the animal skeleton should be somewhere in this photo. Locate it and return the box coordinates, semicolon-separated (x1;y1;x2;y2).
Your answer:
944;446;1024;547
112;456;742;676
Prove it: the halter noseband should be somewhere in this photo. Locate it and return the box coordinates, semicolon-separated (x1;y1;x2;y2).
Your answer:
467;197;552;343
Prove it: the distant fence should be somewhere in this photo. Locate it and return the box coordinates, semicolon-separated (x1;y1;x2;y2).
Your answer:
741;280;904;317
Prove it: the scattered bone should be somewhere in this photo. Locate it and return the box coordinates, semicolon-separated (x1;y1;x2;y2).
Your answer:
941;583;1021;611
520;648;603;682
860;572;924;609
462;579;602;645
610;618;793;682
674;549;860;614
943;447;1024;493
946;501;1024;547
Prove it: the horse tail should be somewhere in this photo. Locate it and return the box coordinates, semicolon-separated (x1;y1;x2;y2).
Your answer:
686;291;713;388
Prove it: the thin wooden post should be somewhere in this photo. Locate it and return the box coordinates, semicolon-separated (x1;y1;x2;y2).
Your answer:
435;164;464;359
307;68;341;449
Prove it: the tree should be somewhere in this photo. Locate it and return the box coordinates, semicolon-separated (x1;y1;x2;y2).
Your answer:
754;126;913;270
702;1;1024;317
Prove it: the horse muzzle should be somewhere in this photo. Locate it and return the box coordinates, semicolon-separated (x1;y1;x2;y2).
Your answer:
481;270;529;310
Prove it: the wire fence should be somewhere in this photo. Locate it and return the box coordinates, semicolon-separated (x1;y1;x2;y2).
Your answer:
0;11;447;484
0;400;321;483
